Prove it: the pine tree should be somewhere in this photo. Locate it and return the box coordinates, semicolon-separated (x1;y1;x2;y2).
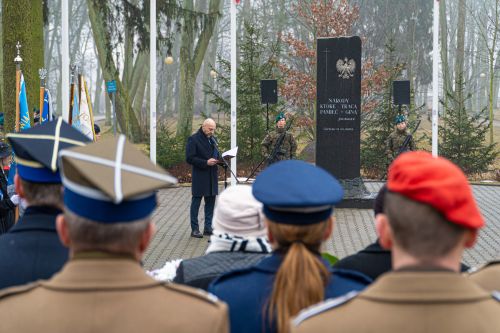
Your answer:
360;44;408;178
439;76;498;175
204;22;281;168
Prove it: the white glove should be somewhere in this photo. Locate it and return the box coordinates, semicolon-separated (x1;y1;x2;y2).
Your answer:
9;194;20;206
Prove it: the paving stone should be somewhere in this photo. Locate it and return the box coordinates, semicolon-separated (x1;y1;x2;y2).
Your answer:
143;183;500;270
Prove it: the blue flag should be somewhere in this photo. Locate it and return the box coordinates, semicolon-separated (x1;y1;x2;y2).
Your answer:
19;73;30;130
71;85;81;131
41;89;51;123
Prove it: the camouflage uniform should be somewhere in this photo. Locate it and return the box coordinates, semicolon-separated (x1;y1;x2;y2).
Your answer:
385;128;415;163
261;128;297;165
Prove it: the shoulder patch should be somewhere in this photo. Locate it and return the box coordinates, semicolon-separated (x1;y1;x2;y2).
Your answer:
162;282;221;306
0;281;40;301
492;291;500;302
292;291;359;327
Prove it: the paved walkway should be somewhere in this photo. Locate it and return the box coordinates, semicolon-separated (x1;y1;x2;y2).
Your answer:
143;182;500;270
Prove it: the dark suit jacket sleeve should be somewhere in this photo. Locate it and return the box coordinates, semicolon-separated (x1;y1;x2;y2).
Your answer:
186;136;209;169
173;262;185;284
0;178;15;212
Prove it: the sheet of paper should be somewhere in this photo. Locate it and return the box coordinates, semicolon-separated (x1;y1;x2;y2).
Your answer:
222;146;238;158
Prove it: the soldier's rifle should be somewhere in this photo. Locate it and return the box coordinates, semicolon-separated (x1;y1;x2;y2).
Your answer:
266;118;294;165
244;118;294;183
381;119;421;180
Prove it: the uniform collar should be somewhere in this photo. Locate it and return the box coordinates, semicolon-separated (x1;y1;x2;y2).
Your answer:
360;241;389;254
8;206;61;232
42;252;160;290
255;252;333;273
360;271;490;303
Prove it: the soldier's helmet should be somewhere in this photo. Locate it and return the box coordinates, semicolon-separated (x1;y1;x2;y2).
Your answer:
395;114;406;124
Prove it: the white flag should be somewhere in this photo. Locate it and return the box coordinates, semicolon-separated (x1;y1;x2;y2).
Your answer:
79;76;94;140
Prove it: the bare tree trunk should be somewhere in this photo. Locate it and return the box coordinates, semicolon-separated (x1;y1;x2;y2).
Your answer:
454;0;466;108
176;0;222;139
87;0;142;141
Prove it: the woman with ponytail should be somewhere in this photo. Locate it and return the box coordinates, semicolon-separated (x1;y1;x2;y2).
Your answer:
209;160;371;333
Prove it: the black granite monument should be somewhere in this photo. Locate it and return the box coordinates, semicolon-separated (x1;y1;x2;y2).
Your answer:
316;36;374;208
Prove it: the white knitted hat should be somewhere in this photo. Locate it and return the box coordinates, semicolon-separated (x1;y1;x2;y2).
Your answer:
213;185;266;237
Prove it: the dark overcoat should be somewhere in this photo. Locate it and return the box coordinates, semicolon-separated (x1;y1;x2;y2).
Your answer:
209;253;371;333
0;206;69;289
0;170;15;235
186;128;219;197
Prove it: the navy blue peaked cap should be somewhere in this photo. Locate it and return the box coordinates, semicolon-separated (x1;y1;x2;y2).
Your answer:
252;160;343;225
7;118;91;183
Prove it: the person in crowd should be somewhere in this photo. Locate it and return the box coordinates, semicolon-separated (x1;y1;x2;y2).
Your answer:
292;151;500;332
186;118;220;238
0;135;228;333
209;160;371;333
0;112;4;134
385;114;415;164
94;123;101;141
0;119;90;289
0;142;16;234
468;260;500;292
261;112;297;165
334;185;469;280
174;185;271;290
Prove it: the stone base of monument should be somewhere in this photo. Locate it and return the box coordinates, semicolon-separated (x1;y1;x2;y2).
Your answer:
336;178;377;209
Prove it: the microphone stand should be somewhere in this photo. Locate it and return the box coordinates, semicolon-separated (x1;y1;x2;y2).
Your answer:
211;137;239;186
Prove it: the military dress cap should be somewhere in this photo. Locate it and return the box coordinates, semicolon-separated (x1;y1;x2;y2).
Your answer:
6;118;90;183
59;134;178;223
394;114;406;124
388;151;484;229
0;142;11;159
252;160;343;225
275;112;286;123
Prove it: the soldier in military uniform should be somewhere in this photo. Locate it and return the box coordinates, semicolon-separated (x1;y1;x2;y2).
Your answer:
385;114;415;164
0;119;90;289
0;135;228;333
261;112;297;165
292;152;500;333
209;160;370;333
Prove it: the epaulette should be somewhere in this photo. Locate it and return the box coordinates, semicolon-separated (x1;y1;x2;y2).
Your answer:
492;291;500;302
162;282;221;306
292;291;359;326
0;281;40;301
467;260;500;275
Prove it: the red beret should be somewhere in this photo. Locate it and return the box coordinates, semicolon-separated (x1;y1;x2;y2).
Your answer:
387;151;484;229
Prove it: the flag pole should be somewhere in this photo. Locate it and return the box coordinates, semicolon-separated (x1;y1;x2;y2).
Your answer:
69;65;76;125
14;42;22;133
39;68;47;123
61;0;70;122
150;0;157;163
432;0;440;157
230;0;237;185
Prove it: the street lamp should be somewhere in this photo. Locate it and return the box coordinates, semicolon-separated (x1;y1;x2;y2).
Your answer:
210;69;217;79
164;55;174;65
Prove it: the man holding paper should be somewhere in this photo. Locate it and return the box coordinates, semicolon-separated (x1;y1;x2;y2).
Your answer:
186;118;220;239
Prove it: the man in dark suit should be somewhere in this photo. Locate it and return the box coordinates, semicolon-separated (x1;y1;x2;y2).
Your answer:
0;119;90;289
186;118;220;238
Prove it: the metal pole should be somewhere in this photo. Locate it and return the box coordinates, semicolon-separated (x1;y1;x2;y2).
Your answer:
62;0;70;121
230;0;237;185
150;0;157;164
112;93;117;136
14;42;22;133
432;0;440;157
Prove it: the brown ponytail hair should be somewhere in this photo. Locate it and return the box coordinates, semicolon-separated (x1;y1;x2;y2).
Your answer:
266;218;331;333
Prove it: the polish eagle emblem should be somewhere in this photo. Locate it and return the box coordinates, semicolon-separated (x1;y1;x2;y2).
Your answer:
336;58;356;79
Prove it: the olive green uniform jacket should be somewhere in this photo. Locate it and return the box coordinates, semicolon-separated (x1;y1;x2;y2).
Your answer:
469;261;500;292
261;128;297;164
292;271;500;333
0;254;228;333
385;128;415;163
